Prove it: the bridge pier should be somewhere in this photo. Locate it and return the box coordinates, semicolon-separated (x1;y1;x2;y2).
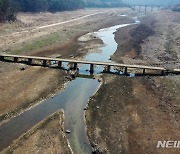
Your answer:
49;61;52;66
0;56;4;61
90;64;94;74
105;65;111;72
120;67;123;72
124;67;128;75
161;70;165;75
28;58;32;65
145;6;147;12
151;6;153;12
73;62;78;70
143;68;146;75
107;65;111;72
14;57;18;62
58;61;62;68
69;62;74;70
43;60;47;66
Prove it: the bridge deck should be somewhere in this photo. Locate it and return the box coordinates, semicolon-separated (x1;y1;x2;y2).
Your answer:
1;54;180;73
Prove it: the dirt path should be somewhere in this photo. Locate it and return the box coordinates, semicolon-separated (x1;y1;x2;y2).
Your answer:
3;12;106;37
32;12;106;31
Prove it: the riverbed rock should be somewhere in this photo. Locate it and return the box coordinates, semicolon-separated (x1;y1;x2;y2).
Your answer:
65;130;71;134
98;79;101;82
96;106;100;109
84;106;88;110
65;76;72;81
20;67;25;71
92;147;103;154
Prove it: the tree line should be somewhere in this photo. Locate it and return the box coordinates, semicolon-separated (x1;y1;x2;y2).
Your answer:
0;0;128;22
0;0;84;22
18;0;84;12
85;0;128;8
0;0;17;22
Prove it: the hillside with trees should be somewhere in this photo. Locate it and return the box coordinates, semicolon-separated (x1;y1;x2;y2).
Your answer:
0;0;84;22
0;0;18;22
0;0;130;22
85;0;128;8
18;0;84;12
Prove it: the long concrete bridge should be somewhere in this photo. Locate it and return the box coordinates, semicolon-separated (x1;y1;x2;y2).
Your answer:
131;5;163;12
0;54;180;75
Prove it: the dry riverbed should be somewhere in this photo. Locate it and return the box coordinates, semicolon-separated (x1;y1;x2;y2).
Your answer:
1;7;179;154
0;8;133;124
0;8;135;153
86;10;180;154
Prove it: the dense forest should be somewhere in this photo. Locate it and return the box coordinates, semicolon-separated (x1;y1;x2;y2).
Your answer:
85;0;128;8
1;0;179;22
0;0;129;22
18;0;84;12
0;0;17;22
0;0;84;22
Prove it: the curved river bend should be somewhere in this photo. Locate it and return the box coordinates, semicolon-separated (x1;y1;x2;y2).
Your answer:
0;16;140;153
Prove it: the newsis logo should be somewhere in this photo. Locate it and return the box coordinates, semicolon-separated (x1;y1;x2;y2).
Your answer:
157;141;180;148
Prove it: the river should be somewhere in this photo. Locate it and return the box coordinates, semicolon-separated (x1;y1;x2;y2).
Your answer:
0;15;140;153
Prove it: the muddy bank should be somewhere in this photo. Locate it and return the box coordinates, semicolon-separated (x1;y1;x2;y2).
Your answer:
2;110;71;154
86;10;180;154
0;64;68;123
86;74;180;154
112;18;155;63
112;11;180;68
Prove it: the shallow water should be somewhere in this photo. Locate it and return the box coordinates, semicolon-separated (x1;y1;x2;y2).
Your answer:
0;16;140;153
0;78;99;153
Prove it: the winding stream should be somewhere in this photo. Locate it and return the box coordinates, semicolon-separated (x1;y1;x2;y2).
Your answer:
0;16;140;153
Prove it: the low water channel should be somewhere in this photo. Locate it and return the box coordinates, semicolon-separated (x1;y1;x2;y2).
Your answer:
0;16;140;153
